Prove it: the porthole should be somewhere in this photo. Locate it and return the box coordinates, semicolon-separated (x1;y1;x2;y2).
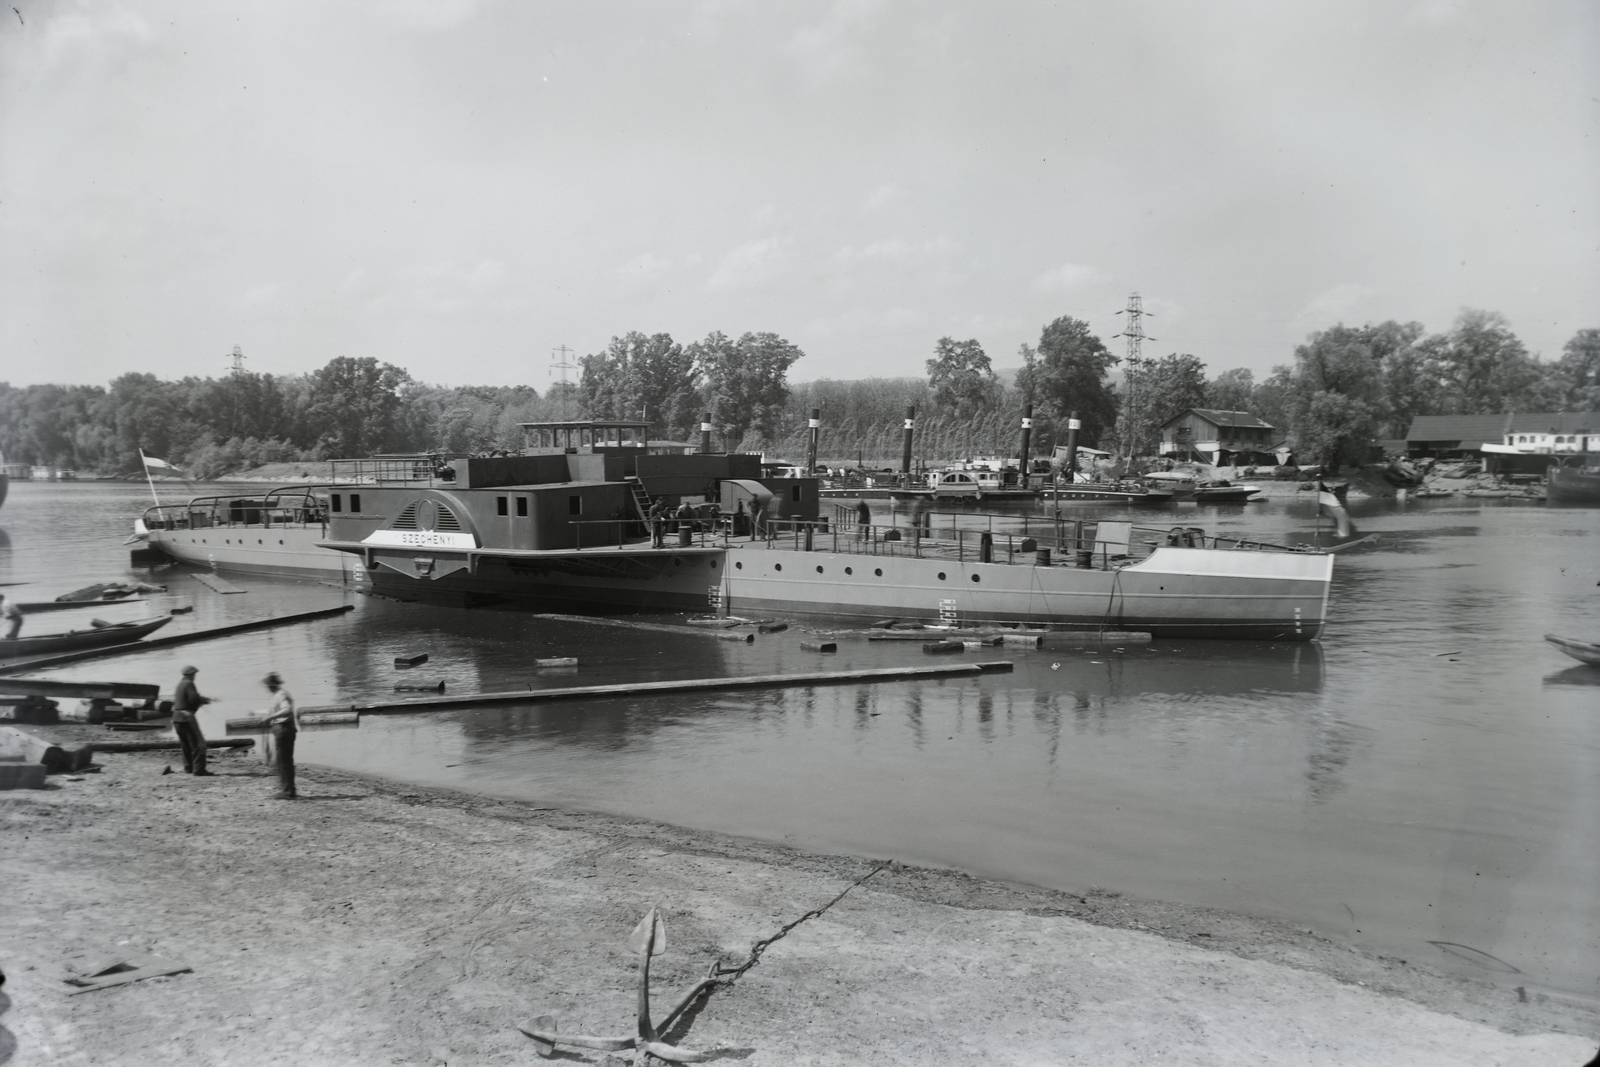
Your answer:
816;566;824;574
775;564;782;572
735;561;742;569
709;560;717;568
874;568;882;577
674;558;682;566
937;572;946;581
845;567;853;575
971;574;980;583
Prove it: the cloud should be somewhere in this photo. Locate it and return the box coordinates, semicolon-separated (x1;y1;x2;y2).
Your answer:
703;237;788;291
785;0;882;89
616;253;674;282
833;236;957;268
1031;263;1101;292
1291;282;1377;334
237;282;286;309
804;306;928;338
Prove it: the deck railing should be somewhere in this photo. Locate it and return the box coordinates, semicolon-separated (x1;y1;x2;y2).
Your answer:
141;487;331;533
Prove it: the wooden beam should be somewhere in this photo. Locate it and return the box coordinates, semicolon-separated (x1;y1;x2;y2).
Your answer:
303;661;1015;717
0;604;356;675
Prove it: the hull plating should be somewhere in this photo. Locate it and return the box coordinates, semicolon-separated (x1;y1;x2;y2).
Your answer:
146;528;362;582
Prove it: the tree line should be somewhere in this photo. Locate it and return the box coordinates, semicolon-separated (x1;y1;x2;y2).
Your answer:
2;310;1594;478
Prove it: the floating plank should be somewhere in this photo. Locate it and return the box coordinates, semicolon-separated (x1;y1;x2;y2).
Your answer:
1053;631;1152;645
394;653;430;668
394;681;446;693
716;632;755;643
303;661;1016;717
88;737;254;753
17;598;149;614
226;711;358;732
800;641;837;653
0;605;356;675
922;640;965;654
535;657;578;669
191;572;246;594
0;678;159;701
533;614;758;641
756;622;789;634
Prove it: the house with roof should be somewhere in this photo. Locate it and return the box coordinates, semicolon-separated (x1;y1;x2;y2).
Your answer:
1403;412;1600;461
1158;409;1279;465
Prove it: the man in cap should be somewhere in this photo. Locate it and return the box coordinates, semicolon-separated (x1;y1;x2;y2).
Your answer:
261;672;300;799
172;665;213;775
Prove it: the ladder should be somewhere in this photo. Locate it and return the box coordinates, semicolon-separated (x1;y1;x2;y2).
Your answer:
625;477;652;522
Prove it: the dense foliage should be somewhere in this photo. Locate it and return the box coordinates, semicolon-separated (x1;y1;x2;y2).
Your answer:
1;310;1593;477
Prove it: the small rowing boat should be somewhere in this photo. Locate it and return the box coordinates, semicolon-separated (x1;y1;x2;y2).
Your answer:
1544;634;1600;667
0;616;174;659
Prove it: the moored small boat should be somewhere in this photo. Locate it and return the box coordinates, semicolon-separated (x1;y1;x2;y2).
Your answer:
1544;634;1600;667
0;616;173;659
1547;456;1600;506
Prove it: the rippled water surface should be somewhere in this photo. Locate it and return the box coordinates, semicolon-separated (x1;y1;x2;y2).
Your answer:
3;479;1597;997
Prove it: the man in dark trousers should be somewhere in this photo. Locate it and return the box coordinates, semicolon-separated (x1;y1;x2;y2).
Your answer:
648;499;666;547
172;665;214;775
855;499;871;542
261;672;300;799
1;593;22;641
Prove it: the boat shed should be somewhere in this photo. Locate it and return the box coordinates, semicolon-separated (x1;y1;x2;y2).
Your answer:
1159;409;1277;464
1404;412;1600;459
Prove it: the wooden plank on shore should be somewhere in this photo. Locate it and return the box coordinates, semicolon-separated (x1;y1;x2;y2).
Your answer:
191;572;246;594
302;661;1015;717
87;736;255;753
1053;631;1151;644
0;678;160;700
0;605;356;675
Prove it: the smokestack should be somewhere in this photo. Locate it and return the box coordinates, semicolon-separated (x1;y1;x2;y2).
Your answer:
806;408;820;473
700;414;713;455
900;405;916;482
1062;411;1081;485
1018;403;1034;489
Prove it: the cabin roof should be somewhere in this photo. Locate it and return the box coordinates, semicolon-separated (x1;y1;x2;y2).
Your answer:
1161;409;1275;430
517;420;651;431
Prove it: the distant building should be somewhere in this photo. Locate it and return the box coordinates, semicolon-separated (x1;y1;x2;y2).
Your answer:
1404;412;1600;460
1158;409;1278;465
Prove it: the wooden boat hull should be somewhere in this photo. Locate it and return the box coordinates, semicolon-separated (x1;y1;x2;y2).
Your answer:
1544;634;1600;667
0;616;172;658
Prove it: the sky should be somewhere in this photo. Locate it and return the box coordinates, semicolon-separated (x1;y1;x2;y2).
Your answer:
2;0;1597;390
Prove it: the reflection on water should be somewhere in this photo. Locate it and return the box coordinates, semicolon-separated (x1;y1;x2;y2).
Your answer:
4;480;1600;999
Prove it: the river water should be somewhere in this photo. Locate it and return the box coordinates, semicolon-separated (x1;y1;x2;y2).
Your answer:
3;479;1597;998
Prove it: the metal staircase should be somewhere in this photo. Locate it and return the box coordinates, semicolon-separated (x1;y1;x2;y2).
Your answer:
625;477;652;521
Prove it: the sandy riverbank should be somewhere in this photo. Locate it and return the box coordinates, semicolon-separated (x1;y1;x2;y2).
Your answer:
2;730;1596;1066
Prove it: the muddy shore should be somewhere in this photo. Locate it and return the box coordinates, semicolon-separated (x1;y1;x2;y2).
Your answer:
2;729;1596;1066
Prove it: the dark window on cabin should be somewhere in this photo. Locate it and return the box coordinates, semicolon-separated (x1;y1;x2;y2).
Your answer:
496;496;508;516
568;495;582;515
331;494;342;512
516;497;528;517
791;485;802;502
349;494;360;513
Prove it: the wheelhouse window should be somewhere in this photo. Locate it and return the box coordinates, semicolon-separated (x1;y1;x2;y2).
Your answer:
516;497;528;516
349;494;361;512
331;494;342;512
568;495;583;515
497;496;508;516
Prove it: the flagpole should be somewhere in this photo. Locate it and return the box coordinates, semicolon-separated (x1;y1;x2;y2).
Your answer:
139;449;162;508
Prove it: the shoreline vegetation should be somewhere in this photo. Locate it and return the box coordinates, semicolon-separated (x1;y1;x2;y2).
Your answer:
3;728;1596;1066
4;318;1595;486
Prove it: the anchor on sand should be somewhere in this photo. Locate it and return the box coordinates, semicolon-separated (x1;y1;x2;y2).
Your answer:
518;907;725;1063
